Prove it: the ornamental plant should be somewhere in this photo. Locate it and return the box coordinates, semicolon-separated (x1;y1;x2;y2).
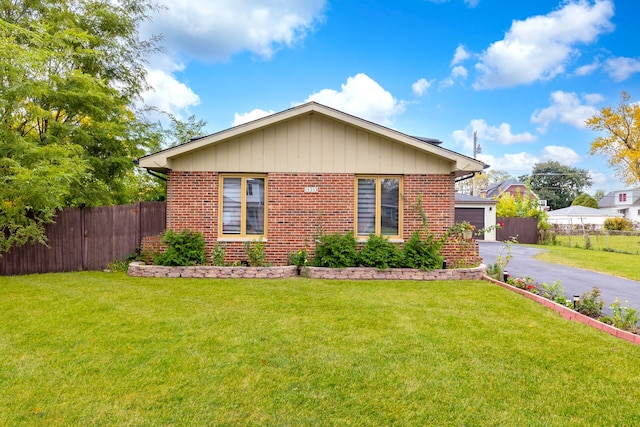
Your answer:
156;229;206;266
402;230;443;270
359;234;403;269
313;232;359;268
575;287;604;319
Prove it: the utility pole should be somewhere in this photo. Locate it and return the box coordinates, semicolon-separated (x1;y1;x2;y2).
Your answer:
472;131;481;196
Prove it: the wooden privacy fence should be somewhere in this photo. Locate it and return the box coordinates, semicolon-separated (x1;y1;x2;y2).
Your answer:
0;202;166;275
496;217;538;244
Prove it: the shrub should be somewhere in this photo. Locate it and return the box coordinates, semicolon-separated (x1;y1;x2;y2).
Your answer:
210;242;226;266
288;248;309;268
575;287;604;319
156;229;206;266
540;280;567;304
359;234;403;269
244;238;267;267
610;298;639;332
313;232;359;268
402;230;443;270
604;217;633;231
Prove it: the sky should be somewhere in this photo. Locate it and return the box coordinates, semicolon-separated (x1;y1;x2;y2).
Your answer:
139;0;640;194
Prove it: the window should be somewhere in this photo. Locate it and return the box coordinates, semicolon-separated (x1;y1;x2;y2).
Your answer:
356;176;401;237
220;175;266;237
619;193;627;202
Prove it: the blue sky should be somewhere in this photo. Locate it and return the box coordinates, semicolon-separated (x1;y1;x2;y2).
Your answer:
140;0;640;193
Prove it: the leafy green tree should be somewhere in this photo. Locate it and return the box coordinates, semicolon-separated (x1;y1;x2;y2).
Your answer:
521;161;592;210
495;188;546;222
587;91;640;186
593;189;606;202
571;193;598;208
456;169;512;195
0;0;159;253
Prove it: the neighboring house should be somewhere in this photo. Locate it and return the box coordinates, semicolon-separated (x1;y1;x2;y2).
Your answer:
598;188;640;225
547;206;623;229
137;102;485;265
480;179;529;199
454;193;497;241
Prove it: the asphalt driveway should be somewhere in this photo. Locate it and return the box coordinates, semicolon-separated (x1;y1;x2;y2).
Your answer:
478;241;640;314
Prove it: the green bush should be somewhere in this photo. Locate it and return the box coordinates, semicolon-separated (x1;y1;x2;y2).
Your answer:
313;232;359;268
610;298;639;332
156;229;206;266
540;280;567;304
359;234;403;269
210;242;226;266
604;217;633;231
576;287;604;319
402;231;443;270
244;238;267;267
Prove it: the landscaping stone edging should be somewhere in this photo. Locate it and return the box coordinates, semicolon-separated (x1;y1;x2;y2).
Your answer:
302;265;487;280
127;262;298;279
484;275;640;346
128;262;486;281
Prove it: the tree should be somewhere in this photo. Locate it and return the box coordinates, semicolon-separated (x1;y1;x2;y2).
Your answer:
586;91;640;186
456;169;512;195
521;161;592;210
0;0;159;253
571;193;598;208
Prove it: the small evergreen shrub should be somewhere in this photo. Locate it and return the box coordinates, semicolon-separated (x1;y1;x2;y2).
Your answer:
156;229;206;266
359;234;403;269
313;232;359;268
402;230;443;270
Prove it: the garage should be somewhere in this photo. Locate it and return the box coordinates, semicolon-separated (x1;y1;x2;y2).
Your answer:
454;193;497;241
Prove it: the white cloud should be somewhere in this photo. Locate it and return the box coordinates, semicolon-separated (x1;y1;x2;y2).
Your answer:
148;0;327;61
530;91;600;133
464;0;480;7
604;57;640;82
232;109;276;126
451;44;471;66
451;65;468;79
439;77;455;89
540;145;582;164
412;78;434;96
473;0;614;89
303;73;406;125
141;64;200;118
452;119;537;154
574;59;601;76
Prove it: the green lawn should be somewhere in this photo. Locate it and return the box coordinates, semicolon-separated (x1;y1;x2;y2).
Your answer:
534;242;640;282
551;233;640;255
2;273;640;425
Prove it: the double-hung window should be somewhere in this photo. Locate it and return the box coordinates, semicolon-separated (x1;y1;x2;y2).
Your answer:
356;176;402;238
219;175;267;237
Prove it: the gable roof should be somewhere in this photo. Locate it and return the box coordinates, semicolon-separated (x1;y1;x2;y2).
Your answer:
548;206;622;217
598;188;640;208
482;179;527;198
137;102;484;178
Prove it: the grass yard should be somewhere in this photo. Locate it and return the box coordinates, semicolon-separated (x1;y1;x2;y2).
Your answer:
2;273;640;426
551;233;640;255
535;242;640;282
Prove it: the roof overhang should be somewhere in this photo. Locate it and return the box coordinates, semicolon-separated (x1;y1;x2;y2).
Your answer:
137;102;486;177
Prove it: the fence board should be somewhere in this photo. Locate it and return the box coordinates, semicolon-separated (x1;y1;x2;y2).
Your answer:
496;217;538;244
0;202;166;275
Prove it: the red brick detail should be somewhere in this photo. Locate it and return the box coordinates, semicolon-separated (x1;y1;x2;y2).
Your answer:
164;171;476;266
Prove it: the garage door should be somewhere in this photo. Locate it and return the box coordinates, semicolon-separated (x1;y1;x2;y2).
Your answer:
454;208;485;240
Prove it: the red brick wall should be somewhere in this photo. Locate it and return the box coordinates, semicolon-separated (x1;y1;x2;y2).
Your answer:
157;171;478;267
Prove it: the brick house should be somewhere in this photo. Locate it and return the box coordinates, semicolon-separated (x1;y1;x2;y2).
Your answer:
137;102;485;266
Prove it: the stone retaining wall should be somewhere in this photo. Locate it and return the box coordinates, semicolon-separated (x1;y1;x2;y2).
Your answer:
302;265;486;280
128;262;298;279
128;262;486;281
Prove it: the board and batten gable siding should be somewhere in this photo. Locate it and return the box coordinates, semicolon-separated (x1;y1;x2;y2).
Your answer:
168;114;453;174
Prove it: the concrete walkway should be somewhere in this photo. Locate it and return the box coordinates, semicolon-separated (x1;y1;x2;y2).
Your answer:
478;241;640;314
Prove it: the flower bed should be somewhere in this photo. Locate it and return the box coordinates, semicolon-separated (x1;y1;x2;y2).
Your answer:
128;262;486;281
303;265;486;280
484;275;640;346
128;262;297;279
